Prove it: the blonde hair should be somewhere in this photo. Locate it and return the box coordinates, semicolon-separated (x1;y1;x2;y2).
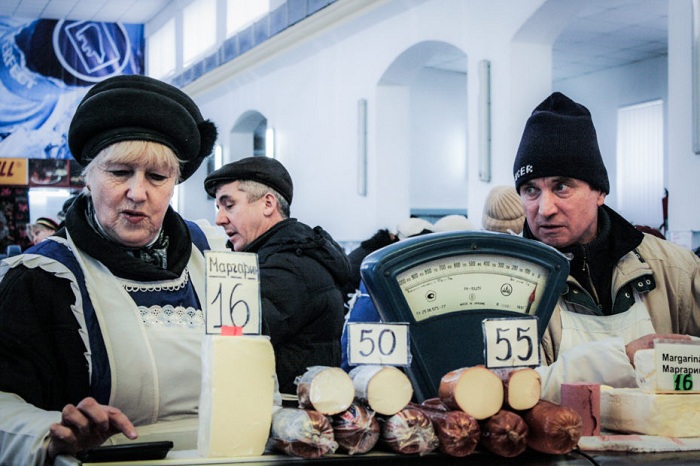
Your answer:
82;140;183;183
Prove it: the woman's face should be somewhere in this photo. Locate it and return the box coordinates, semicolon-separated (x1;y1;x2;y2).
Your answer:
86;143;178;248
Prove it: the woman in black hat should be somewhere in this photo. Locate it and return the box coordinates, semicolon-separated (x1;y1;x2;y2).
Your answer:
0;75;217;465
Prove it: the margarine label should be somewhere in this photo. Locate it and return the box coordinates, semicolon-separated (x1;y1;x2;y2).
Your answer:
204;250;261;334
653;339;700;393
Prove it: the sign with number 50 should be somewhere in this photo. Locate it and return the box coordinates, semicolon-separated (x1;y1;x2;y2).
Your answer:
347;323;410;366
482;317;540;368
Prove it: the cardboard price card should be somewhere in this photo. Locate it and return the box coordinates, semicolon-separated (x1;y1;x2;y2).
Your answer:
482;316;540;368
654;339;700;393
205;250;261;335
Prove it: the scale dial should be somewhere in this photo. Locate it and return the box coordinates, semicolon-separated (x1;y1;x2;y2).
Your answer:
397;253;549;322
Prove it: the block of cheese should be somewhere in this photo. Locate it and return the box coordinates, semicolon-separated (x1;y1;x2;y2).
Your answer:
634;348;657;392
198;335;276;457
560;382;600;436
600;387;700;437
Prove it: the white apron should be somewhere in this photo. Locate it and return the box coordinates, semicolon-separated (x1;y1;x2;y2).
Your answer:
559;290;656;354
67;231;206;425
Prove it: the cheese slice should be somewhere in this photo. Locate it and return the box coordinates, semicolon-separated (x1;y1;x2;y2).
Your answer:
633;348;657;392
198;335;276;457
601;387;700;437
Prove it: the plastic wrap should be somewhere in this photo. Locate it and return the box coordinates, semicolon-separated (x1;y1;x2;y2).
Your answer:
380;407;439;456
330;402;380;455
270;408;338;458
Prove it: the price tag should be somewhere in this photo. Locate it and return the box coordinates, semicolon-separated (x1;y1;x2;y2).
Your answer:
482;317;540;368
204;250;261;335
654;339;700;393
347;322;410;367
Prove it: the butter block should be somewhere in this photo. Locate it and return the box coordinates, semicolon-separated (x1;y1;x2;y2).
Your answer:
198;335;276;457
601;387;700;437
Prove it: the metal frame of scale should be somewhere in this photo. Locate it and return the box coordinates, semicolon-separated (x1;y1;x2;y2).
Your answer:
360;230;570;402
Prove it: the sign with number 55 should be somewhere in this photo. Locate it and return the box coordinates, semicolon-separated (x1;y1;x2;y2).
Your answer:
482;317;540;368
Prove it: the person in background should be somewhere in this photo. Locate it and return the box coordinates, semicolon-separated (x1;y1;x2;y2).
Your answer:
204;157;352;394
482;185;525;234
345;217;433;298
513;92;700;402
341;215;476;372
28;216;59;245
0;75;217;465
432;214;474;232
56;194;79;229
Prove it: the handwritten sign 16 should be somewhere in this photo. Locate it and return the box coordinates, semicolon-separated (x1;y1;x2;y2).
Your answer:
654;339;700;393
204;250;261;335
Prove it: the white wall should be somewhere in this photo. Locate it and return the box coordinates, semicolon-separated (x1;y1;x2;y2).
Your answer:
409;68;468;212
174;0;695;248
177;0;548;243
668;0;700;242
554;55;668;220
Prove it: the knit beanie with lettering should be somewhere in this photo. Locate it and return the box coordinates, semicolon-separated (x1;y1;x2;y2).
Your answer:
512;92;609;194
482;185;525;234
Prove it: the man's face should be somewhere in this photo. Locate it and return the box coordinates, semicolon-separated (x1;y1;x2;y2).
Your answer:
519;176;606;249
214;181;269;251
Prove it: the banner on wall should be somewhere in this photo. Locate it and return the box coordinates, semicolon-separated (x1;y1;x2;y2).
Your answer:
0;17;144;160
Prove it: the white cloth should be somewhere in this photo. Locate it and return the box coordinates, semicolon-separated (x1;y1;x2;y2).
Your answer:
0;237;206;466
537;292;655;403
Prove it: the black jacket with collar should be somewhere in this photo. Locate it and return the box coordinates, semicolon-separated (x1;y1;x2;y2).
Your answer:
239;218;352;394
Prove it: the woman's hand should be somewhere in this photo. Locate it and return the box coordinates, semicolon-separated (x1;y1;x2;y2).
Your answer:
47;397;137;460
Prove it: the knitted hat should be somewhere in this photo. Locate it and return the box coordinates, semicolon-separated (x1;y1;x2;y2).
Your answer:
482;185;525;234
35;217;59;231
433;214;475;232
68;74;218;182
513;92;609;194
204;156;294;204
395;217;433;240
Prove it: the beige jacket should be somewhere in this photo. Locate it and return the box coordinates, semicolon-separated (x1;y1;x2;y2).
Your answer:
536;233;700;401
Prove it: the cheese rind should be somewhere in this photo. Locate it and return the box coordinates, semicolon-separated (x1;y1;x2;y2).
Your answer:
601;387;700;437
198;335;276;457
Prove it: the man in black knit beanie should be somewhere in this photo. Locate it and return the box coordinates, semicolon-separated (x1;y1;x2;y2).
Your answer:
513;92;700;403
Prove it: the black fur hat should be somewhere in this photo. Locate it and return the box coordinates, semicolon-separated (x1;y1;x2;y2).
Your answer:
68;74;218;182
204;156;293;204
513;92;609;194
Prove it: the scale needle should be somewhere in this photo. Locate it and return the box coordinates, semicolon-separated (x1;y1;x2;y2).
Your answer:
525;284;537;314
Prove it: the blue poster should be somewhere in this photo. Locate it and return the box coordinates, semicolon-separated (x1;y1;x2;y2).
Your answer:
0;17;144;159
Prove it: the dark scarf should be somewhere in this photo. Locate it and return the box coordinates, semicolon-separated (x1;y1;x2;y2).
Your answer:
524;205;643;315
86;197;170;269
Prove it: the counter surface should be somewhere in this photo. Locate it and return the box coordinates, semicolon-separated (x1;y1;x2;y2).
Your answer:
54;448;700;466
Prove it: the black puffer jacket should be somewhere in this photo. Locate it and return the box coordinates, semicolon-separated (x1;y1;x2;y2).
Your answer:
240;218;352;394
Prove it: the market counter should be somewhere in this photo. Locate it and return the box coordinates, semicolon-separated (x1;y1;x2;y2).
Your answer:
54;445;700;466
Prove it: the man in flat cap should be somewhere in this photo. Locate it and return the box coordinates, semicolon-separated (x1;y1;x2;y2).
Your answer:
205;156;352;394
514;92;700;402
